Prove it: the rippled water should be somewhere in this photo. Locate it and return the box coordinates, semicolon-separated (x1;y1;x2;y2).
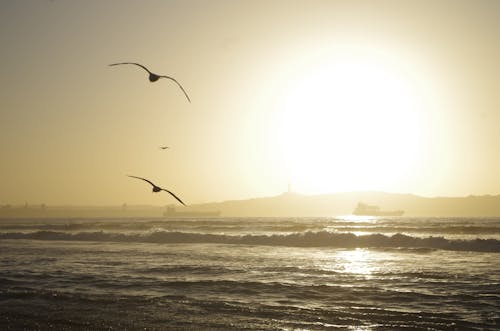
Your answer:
1;217;499;330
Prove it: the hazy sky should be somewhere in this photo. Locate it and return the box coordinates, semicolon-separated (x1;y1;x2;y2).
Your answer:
1;0;499;205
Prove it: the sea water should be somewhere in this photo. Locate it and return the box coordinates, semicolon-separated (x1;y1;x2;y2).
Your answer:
0;217;499;330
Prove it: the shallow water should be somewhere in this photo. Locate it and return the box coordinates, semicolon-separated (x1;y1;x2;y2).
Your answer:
1;217;499;330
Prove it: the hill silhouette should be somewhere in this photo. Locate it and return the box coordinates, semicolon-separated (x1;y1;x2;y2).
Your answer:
2;192;500;218
190;191;500;217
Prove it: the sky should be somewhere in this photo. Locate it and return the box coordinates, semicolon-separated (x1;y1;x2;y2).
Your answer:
1;0;499;206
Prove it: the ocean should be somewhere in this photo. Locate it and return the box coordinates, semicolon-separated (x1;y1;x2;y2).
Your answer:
0;216;498;330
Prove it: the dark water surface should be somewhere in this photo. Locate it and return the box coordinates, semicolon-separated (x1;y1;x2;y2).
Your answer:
1;217;499;330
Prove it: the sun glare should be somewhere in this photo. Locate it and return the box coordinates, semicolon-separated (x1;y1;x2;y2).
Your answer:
268;52;425;194
313;248;382;276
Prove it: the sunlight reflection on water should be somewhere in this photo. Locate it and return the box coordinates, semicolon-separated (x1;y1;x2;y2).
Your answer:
336;215;379;223
337;248;374;275
349;326;374;331
313;248;391;277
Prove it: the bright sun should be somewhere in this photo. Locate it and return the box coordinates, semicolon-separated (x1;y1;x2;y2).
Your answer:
268;52;425;194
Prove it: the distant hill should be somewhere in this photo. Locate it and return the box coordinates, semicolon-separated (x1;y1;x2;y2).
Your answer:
1;192;500;218
189;191;500;217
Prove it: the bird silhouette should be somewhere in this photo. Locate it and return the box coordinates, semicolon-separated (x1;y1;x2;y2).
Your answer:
109;62;191;102
159;146;170;150
127;175;186;206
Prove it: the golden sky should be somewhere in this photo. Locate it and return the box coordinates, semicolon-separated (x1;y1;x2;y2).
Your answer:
1;0;499;205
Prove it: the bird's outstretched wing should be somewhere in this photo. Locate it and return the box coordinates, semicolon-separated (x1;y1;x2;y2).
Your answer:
127;175;156;187
160;75;191;103
162;189;186;206
109;62;152;74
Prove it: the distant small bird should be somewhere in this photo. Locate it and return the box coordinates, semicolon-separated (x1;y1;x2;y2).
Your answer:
127;175;186;206
159;146;170;150
109;62;191;102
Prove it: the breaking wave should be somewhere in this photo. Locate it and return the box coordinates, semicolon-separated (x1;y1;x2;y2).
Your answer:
1;230;499;252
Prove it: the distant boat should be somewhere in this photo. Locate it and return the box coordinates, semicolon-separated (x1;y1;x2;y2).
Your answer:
353;202;404;216
163;206;220;217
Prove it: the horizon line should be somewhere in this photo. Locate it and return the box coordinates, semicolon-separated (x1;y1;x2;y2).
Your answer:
2;190;500;207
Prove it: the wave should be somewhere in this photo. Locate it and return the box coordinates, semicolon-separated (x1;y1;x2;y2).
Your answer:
1;230;499;252
1;218;498;235
331;225;500;235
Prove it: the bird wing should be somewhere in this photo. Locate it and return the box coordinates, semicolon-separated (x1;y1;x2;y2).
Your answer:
162;189;186;206
127;175;156;187
159;75;191;103
109;62;152;74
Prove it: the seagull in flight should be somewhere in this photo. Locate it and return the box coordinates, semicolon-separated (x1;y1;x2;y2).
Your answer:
127;175;186;206
159;146;170;150
109;62;191;102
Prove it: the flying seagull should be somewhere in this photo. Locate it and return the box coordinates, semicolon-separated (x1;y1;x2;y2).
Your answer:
109;62;191;102
127;175;186;206
159;146;170;150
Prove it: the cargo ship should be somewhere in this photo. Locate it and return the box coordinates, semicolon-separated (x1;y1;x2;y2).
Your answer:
353;202;404;216
163;206;221;217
